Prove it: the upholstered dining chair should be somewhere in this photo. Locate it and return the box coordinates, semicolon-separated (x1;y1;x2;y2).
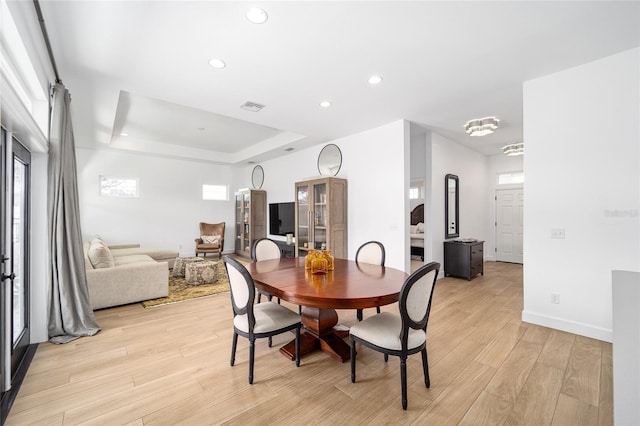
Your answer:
355;240;386;321
223;256;301;384
349;261;440;410
251;238;282;304
195;222;225;258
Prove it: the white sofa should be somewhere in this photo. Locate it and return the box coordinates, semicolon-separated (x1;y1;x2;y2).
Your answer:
83;239;178;310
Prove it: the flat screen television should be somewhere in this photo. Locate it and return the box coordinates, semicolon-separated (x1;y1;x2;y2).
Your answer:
269;202;295;236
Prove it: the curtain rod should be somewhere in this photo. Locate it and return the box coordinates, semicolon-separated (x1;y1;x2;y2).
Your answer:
33;0;61;84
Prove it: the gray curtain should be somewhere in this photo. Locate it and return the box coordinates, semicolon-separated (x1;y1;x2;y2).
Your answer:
48;83;100;344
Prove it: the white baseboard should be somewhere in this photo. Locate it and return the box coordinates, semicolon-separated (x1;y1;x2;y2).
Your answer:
522;310;612;343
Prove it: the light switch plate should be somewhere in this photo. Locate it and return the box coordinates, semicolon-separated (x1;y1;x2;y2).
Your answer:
551;228;565;239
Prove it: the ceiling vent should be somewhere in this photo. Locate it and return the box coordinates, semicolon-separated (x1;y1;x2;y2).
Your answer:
240;101;265;112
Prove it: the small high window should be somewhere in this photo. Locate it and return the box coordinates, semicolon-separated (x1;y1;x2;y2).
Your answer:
99;176;139;198
497;172;524;185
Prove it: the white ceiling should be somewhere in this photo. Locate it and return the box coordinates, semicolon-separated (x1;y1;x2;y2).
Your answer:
38;1;640;164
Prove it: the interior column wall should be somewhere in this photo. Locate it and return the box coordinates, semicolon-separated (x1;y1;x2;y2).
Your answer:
522;47;640;341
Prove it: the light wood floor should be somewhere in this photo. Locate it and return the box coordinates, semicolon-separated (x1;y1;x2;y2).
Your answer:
6;261;612;425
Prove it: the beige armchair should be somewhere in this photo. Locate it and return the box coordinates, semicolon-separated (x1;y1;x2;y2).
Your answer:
195;222;225;258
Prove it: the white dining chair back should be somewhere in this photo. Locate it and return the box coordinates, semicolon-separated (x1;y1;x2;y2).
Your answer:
355;241;385;266
252;238;282;262
355;240;386;321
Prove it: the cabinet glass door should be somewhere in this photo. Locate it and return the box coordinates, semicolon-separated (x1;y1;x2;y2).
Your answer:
297;184;310;253
313;183;327;250
235;193;242;249
243;193;250;253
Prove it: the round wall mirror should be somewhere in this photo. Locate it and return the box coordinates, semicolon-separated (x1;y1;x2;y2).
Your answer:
251;165;264;189
317;144;342;176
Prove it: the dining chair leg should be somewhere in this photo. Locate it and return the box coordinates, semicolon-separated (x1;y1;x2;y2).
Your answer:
350;339;357;383
376;307;381;314
268;337;272;347
257;293;262;303
249;338;255;384
230;332;238;366
295;327;301;367
384;353;389;362
421;348;430;388
356;309;363;321
268;294;273;302
400;356;408;410
298;305;302;314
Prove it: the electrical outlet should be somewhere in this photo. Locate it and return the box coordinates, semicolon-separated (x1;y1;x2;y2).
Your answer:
551;228;565;239
551;293;560;304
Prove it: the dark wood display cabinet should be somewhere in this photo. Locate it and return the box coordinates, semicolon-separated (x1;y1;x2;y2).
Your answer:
444;240;484;280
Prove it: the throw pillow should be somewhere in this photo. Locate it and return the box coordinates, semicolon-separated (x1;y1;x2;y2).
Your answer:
410;225;418;234
416;222;425;233
201;235;221;244
87;240;114;269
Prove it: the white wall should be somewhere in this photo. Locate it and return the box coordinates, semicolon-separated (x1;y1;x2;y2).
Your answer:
431;133;489;269
76;148;238;257
254;120;409;271
522;47;640;342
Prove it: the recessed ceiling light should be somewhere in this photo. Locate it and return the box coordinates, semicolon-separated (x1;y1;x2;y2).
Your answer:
368;75;383;85
240;101;265;112
320;101;332;108
119;132;128;137
285;147;295;152
246;7;268;24
208;58;226;69
197;127;205;131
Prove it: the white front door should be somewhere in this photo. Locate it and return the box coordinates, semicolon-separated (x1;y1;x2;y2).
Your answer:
496;188;524;264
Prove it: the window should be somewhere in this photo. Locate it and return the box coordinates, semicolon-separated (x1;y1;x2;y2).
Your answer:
497;172;524;185
203;184;228;201
409;180;424;200
99;176;139;198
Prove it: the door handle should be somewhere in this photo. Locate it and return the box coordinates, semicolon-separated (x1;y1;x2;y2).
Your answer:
1;272;15;281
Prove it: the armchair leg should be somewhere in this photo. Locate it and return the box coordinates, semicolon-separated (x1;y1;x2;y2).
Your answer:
249;338;255;384
357;309;363;321
230;332;238;366
295;327;301;367
401;356;408;410
421;348;430;388
350;339;357;383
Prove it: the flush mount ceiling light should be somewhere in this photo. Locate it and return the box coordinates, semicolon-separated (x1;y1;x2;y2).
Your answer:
464;116;500;136
502;142;524;156
208;58;226;69
368;75;383;85
246;7;268;24
319;101;332;108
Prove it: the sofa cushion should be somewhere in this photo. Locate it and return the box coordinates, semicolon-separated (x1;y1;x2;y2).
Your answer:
113;254;156;266
110;247;178;261
88;241;114;269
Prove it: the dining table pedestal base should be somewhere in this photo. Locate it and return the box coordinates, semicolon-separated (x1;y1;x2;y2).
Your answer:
279;307;350;362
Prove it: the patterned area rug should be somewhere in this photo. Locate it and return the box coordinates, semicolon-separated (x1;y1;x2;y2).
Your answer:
141;257;248;308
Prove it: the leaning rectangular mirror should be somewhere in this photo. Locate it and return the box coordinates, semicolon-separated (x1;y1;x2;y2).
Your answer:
445;174;459;239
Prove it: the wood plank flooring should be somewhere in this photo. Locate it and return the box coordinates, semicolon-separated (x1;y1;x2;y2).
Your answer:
5;261;612;425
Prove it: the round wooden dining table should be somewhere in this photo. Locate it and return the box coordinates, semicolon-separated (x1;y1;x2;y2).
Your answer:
246;257;408;362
